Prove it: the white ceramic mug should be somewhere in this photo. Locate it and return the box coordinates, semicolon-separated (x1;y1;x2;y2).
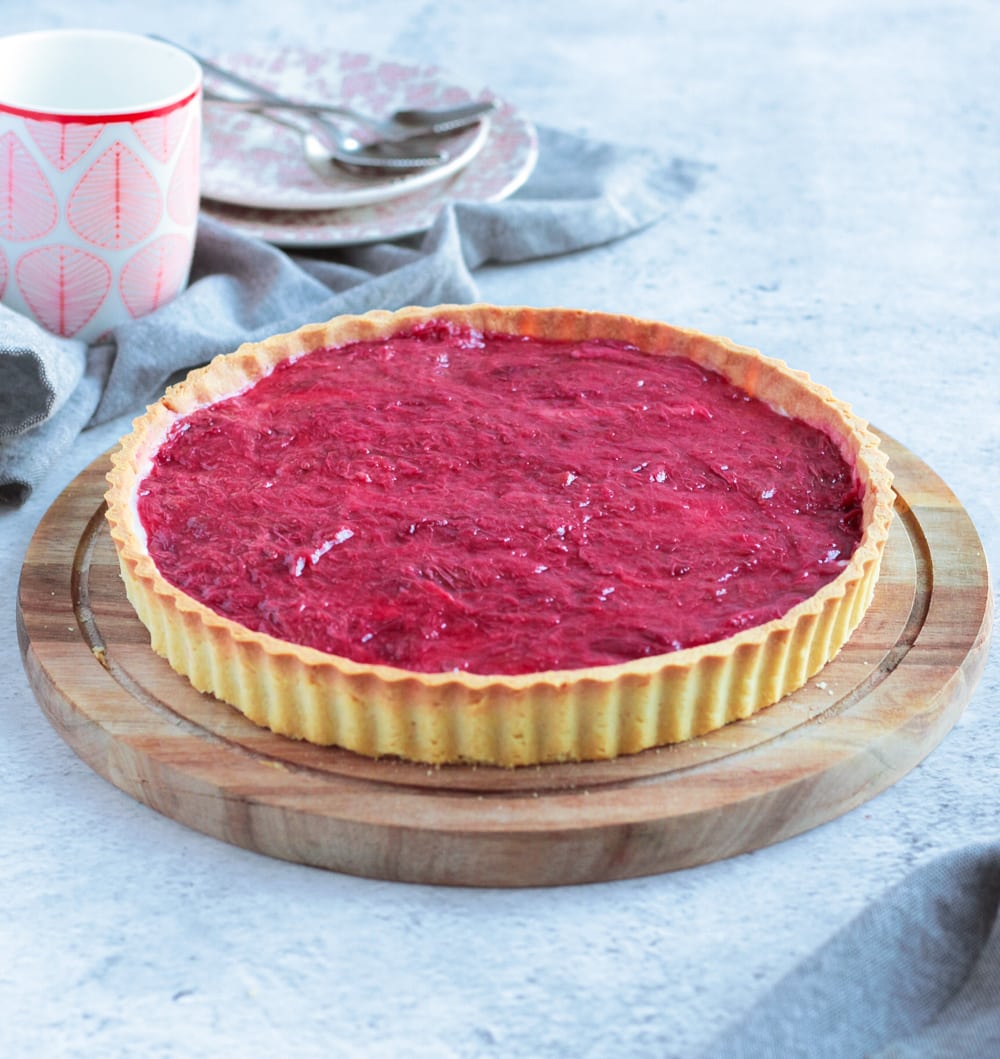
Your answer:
0;30;202;342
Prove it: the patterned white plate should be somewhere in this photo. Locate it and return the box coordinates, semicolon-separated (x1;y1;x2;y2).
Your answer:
198;48;537;247
201;48;494;211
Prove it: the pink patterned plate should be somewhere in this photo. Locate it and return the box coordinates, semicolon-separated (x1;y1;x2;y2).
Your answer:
198;50;537;247
203;109;489;212
203;48;505;211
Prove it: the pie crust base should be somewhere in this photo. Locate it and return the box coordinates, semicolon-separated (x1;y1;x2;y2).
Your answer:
105;305;894;767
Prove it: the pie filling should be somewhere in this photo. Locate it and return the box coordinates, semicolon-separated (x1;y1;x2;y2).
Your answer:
136;319;864;676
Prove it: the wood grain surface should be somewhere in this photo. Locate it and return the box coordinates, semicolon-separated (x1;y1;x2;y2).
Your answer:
16;434;993;887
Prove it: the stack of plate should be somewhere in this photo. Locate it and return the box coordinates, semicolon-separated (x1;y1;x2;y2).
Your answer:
200;47;538;248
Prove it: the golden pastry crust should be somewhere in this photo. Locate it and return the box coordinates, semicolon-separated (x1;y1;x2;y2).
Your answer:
105;305;894;766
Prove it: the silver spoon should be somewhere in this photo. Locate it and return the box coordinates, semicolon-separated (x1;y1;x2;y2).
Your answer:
242;107;447;175
204;90;496;142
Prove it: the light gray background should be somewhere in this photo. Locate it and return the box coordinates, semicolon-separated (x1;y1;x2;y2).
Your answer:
2;2;997;1056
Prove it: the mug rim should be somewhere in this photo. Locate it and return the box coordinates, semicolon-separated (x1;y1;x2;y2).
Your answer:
0;29;202;122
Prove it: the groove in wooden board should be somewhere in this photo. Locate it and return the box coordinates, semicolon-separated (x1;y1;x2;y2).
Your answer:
17;433;993;886
81;510;922;790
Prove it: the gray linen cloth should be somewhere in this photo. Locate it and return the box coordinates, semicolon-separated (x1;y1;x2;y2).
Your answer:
0;126;700;505
705;843;1000;1058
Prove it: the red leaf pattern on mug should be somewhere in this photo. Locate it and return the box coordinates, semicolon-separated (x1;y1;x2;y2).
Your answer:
119;234;190;318
67;141;162;249
25;119;103;170
0;132;58;241
167;122;200;225
133;108;189;163
16;244;111;337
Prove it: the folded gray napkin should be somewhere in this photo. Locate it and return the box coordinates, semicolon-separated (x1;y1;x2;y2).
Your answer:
705;843;1000;1058
0;126;702;506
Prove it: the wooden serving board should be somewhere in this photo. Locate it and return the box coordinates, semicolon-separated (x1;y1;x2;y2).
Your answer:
17;435;993;887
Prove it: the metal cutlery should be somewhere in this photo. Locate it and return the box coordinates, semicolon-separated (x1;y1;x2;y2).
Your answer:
244;107;445;179
218;103;448;174
152;37;488;173
203;90;496;142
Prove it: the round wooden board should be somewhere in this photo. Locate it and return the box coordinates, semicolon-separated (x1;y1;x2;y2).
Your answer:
17;434;993;887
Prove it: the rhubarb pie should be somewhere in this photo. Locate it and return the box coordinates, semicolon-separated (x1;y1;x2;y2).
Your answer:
105;304;894;766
